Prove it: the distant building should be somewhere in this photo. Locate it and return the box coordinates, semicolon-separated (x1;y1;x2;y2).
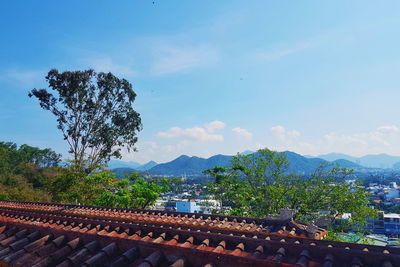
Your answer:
195;199;221;214
384;213;400;235
345;180;357;187
153;199;167;210
176;200;200;213
165;201;177;211
386;188;399;200
174;199;221;214
366;212;385;234
389;198;400;204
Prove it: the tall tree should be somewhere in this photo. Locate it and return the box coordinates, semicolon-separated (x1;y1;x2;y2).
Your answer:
29;69;142;173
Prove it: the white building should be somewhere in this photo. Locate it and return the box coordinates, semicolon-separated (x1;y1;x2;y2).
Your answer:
176;201;200;213
175;199;221;214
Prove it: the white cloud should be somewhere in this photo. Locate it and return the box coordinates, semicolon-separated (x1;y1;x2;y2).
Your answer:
120;141;158;163
269;125;400;157
322;126;399;148
84;56;138;77
151;45;219;75
0;69;44;87
377;125;399;135
205;120;225;133
232;127;253;140
254;34;327;62
162;140;192;153
257;42;313;61
139;141;158;152
271;125;300;142
271;125;285;137
157;126;224;142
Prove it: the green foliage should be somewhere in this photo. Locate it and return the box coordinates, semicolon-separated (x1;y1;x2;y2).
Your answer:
374;202;400;214
60;170;127;206
16;144;61;167
0;142;61;179
29;69;142;173
0;193;11;201
205;148;376;231
0;142;61;202
128;172;170;209
51;169;172;209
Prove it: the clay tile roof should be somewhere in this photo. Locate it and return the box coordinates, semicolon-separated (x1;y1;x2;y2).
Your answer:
0;200;398;266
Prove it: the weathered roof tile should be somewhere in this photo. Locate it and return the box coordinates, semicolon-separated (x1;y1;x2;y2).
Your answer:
0;200;397;266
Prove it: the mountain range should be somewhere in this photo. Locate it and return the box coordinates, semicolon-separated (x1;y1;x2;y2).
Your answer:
107;160;157;171
109;151;372;177
315;153;400;169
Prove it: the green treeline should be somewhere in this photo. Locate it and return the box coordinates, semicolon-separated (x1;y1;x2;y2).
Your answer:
0;141;173;208
0;142;61;201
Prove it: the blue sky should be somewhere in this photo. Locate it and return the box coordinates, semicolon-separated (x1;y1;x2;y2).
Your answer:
1;1;400;163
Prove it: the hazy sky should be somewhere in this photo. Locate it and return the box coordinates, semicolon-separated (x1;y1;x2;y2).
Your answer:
1;1;400;163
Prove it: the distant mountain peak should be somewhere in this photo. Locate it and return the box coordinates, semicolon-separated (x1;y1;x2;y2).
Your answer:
136;160;158;171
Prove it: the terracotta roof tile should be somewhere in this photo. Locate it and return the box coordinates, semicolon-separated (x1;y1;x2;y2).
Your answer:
0;201;398;266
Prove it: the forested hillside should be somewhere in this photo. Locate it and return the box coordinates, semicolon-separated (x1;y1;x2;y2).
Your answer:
0;142;62;201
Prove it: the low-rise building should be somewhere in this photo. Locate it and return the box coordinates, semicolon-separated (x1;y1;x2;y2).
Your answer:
384;213;400;235
176;200;200;213
386;188;399;200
